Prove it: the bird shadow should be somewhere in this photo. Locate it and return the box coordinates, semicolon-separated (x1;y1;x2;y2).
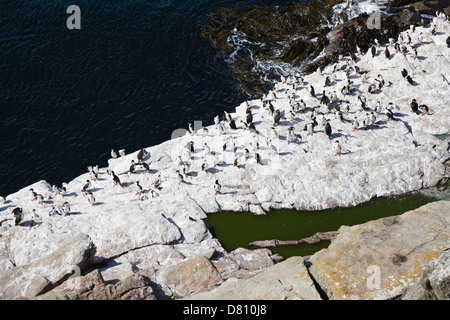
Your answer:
185;171;198;177
331;132;344;139
141;154;151;162
367;124;388;130
90;187;104;193
20;220;42;227
68;211;84;215
122;182;134;187
0;204;15;212
219;191;238;195
204;167;222;174
64;192;78;197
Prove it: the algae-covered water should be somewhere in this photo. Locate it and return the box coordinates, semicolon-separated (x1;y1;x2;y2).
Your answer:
204;192;439;258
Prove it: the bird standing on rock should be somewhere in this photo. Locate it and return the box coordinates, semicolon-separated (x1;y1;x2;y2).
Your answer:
352;117;359;131
385;47;390;59
401;68;408;78
29;188;37;201
214;180;222;195
135;181;143;196
111;149;118;159
81;180;91;195
87;191;96;207
153;174;162;190
410;99;419;114
406;75;414;86
111;171;123;188
333;140;341;156
371;45;376;58
287;127;296;144
325;120;332;140
137;148;149;163
176;170;184;185
13;207;24;226
273;109;281;126
62;202;70;216
310;85;316;98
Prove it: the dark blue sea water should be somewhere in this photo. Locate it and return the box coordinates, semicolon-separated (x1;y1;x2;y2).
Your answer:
0;0;299;197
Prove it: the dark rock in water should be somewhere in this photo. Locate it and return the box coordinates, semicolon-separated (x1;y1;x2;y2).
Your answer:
201;0;450;97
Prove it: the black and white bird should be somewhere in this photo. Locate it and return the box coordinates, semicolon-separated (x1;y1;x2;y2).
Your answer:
405;75;414;85
333;140;341;156
188;122;194;135
111;149;118;159
324;120;332;140
214;180;222;195
299;99;306;112
371;45;376;58
369;112;376;125
36;194;44;204
410;99;419;114
87;191;96;207
12;207;24;226
244;148;250;162
255;152;263;165
273;109;281;126
49;206;62;216
246;111;253;124
384;47;390;59
310;85;316;98
401;68;408;78
229;119;237;130
29;188;37;201
352;117;359;131
62;202;71;216
358;95;367;111
150;189;159;198
153;174;162;190
81;180;91;195
129;160;136;174
386;103;395;121
135;181;143;196
137;148;149;163
111;171;124;188
224;110;232;122
419;104;431;115
214;115;220;128
374;101;382;114
320;90;330;106
287;127;296;144
176;170;184;185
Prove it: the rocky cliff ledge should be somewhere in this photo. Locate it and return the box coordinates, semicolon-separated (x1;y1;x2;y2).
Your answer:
187;200;450;300
0;10;449;300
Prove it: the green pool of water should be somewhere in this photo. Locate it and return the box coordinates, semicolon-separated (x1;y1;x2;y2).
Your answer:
204;192;439;259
